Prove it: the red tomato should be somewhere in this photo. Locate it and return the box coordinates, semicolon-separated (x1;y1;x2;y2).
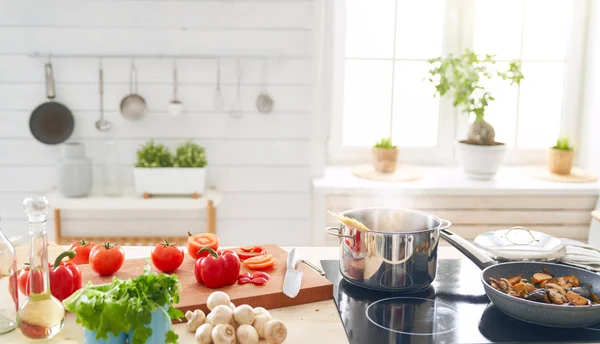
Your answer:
151;239;184;273
187;232;219;260
17;265;30;296
89;243;125;276
67;240;96;265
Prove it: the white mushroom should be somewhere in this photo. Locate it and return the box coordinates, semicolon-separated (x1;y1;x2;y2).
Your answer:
229;302;236;311
264;320;287;344
252;307;271;318
207;291;231;311
195;323;213;344
252;312;273;339
236;324;259;344
185;310;206;332
209;305;234;326
233;305;255;325
212;324;237;344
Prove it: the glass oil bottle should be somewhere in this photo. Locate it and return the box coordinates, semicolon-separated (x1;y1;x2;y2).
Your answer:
17;196;65;339
0;214;18;334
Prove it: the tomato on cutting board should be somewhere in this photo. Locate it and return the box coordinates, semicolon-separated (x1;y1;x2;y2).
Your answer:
89;243;125;276
231;246;268;261
187;232;219;260
151;239;184;273
67;240;96;265
243;254;276;270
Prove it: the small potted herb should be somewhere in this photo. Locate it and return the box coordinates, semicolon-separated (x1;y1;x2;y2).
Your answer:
548;136;575;175
372;137;398;173
63;265;183;344
133;139;208;198
428;49;524;179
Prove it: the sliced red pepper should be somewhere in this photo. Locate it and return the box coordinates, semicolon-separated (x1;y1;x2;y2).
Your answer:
238;277;252;284
194;247;241;289
252;271;270;281
238;272;252;280
252;277;268;285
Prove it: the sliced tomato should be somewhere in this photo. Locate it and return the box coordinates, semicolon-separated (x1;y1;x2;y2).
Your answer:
187;232;219;260
240;246;254;252
243;254;273;265
246;259;276;270
251;246;265;253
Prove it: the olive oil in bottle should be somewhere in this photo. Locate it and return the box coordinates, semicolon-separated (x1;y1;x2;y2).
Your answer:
16;197;65;339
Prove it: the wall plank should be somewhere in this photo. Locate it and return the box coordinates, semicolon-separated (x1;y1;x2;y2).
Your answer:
0;1;313;30
0;139;310;166
0;112;311;139
0;28;312;56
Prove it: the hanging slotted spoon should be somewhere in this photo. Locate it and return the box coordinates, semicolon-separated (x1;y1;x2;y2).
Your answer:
95;65;111;131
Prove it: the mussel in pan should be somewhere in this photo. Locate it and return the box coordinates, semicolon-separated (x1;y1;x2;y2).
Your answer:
524;289;550;304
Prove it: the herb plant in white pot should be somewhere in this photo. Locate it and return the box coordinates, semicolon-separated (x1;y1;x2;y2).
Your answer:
134;139;208;198
428;49;524;180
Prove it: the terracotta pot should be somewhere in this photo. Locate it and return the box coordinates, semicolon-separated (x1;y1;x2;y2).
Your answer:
371;147;398;173
547;148;574;175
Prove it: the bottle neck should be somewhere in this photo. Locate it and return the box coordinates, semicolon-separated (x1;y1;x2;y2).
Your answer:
28;221;50;296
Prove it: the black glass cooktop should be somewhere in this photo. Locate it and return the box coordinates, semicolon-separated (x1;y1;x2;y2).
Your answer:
321;259;600;344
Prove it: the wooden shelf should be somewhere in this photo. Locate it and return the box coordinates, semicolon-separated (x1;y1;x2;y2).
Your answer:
45;188;222;244
45;188;222;210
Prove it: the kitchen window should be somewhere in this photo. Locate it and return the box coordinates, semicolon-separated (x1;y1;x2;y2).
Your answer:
327;0;588;165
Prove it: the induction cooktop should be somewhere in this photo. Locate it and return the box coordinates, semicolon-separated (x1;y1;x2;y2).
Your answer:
321;259;600;344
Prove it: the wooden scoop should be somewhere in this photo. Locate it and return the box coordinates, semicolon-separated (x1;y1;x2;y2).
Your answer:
327;210;370;231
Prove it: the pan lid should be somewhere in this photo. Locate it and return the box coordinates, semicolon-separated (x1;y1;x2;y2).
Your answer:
473;226;566;261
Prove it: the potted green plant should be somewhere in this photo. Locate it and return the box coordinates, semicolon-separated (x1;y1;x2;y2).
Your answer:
548;136;575;175
428;49;524;179
133;139;208;198
372;137;398;173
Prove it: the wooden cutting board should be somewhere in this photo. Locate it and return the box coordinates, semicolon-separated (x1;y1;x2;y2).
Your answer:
78;244;333;322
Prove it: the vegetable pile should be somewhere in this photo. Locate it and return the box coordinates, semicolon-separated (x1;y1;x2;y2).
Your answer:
185;291;288;344
62;265;184;344
18;250;82;301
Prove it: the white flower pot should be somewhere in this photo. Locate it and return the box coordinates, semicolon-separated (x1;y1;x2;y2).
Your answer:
133;168;206;195
455;141;506;180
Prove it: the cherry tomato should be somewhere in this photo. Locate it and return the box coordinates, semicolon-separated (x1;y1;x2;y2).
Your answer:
89;243;125;276
252;271;270;281
238;277;252;284
67;240;96;265
187;232;219;260
151;239;184;273
251;277;268;285
238;272;252;280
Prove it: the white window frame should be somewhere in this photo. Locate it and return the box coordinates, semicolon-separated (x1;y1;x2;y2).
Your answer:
327;0;589;166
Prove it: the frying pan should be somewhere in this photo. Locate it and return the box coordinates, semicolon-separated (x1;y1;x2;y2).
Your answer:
30;63;74;144
441;228;600;328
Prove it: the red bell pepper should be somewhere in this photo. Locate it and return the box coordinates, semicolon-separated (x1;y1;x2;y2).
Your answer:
50;251;82;301
17;250;82;301
194;247;240;289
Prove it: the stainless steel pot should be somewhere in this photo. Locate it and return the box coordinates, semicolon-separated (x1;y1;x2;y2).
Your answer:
326;208;451;291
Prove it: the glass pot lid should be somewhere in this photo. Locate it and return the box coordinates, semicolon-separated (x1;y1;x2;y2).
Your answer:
473;226;566;261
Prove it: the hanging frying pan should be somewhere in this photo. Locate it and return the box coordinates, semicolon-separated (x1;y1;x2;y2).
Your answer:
29;63;75;145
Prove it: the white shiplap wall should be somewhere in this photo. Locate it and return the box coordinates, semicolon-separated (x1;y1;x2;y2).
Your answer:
0;0;314;245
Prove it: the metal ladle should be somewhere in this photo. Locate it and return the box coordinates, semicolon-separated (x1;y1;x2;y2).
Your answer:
168;61;183;117
213;59;225;110
95;66;111;131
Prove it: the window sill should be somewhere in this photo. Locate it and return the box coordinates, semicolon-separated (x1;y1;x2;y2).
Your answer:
312;166;600;196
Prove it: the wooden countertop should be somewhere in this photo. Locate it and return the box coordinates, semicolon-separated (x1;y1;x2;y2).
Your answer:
2;246;464;343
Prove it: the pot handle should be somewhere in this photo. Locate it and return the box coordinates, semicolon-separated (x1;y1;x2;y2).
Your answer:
438;218;452;230
325;226;355;245
440;228;496;270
